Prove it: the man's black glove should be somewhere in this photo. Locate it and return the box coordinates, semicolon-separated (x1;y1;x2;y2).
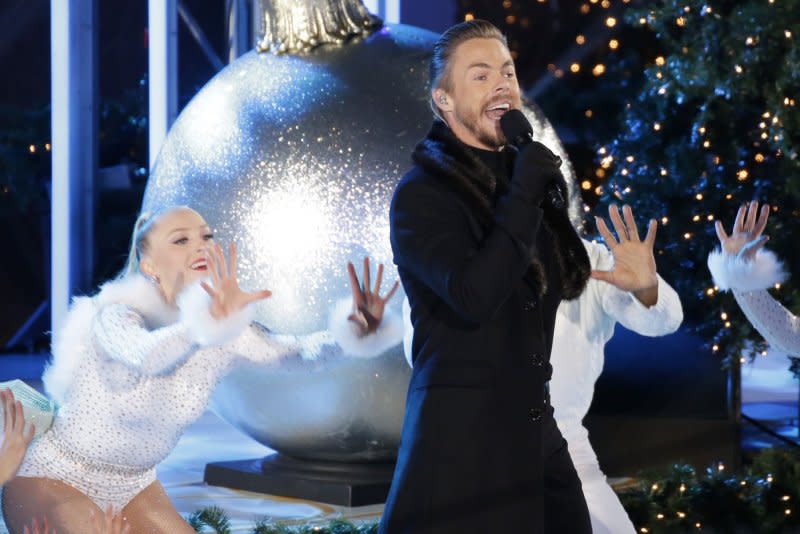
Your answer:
510;141;565;206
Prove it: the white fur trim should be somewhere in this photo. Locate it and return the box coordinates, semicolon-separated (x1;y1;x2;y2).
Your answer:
707;248;787;292
42;296;95;405
95;274;177;327
329;298;404;358
177;280;255;346
43;274;178;405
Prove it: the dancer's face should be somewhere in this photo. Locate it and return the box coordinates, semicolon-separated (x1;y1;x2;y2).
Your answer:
139;208;214;304
435;38;522;150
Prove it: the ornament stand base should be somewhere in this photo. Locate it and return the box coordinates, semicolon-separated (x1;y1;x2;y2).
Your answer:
204;453;395;506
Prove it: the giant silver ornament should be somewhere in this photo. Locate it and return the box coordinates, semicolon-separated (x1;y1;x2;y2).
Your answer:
144;7;578;462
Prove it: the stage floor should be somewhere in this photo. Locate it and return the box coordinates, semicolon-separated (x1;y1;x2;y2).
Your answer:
158;409;385;530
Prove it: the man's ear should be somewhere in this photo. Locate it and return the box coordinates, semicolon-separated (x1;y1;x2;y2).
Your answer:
433;89;453;113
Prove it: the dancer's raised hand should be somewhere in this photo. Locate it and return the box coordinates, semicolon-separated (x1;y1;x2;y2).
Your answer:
592;204;659;305
0;388;35;486
347;257;400;335
715;200;771;261
201;243;272;320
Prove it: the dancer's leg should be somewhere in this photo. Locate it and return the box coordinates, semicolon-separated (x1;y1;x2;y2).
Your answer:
120;481;195;534
2;476;102;534
577;462;637;534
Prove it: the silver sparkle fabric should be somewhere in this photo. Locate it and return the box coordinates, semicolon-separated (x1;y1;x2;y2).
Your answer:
144;23;578;461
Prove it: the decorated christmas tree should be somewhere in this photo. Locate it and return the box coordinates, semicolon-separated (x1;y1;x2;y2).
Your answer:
595;0;800;368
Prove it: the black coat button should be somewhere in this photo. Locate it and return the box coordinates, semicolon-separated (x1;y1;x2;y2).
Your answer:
531;353;545;366
529;408;543;422
523;299;537;311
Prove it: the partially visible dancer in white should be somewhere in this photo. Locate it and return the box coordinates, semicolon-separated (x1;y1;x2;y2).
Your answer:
2;206;401;534
551;204;682;534
400;203;683;534
1;391;130;533
708;200;796;354
0;389;35;488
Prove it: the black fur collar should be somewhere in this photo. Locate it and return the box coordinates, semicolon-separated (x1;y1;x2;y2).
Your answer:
411;120;590;300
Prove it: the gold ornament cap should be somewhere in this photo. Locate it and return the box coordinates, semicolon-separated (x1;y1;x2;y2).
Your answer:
255;0;381;54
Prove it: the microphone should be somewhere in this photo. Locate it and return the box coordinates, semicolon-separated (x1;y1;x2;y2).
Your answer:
500;109;565;210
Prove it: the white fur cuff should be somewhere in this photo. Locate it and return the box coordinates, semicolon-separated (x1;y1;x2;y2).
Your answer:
329;298;404;358
707;248;787;292
177;281;255;346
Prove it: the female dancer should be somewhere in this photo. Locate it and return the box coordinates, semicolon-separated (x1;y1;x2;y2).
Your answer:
708;200;796;354
550;205;682;534
2;206;401;534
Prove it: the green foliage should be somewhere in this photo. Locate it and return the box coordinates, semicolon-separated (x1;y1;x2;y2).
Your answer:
188;505;232;534
619;448;800;533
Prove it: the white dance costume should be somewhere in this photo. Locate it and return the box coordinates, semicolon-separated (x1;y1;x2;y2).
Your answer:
708;248;797;353
15;274;402;511
400;238;684;534
549;238;683;534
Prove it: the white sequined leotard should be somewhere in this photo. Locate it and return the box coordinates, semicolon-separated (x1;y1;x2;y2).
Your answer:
13;274;402;512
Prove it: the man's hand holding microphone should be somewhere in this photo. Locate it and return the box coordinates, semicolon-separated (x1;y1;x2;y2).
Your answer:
501;109;567;210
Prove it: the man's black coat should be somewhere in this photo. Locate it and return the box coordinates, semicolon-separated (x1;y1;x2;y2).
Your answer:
379;121;592;533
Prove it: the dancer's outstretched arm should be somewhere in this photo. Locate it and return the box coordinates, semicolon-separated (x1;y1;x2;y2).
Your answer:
93;305;201;375
214;252;403;365
91;243;271;375
589;204;682;336
708;201;798;353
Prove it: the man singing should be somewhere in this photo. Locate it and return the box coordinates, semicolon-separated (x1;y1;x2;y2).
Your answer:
379;19;593;533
